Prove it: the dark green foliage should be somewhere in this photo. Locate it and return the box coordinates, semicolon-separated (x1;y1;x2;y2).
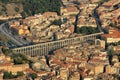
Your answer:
109;23;120;29
11;54;29;65
107;41;120;46
0;0;10;3
1;5;7;12
72;1;80;5
0;0;62;17
3;71;24;79
98;0;110;4
0;20;6;25
107;49;114;64
52;19;62;26
15;7;19;12
3;72;14;79
29;73;37;80
21;11;26;19
2;48;12;55
16;71;24;77
77;27;99;34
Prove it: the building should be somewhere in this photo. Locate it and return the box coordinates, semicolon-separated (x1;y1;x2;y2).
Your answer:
105;65;119;74
83;76;94;80
0;63;29;73
69;71;80;80
95;39;105;49
86;63;104;75
113;45;120;51
60;5;79;16
59;68;69;80
102;28;120;43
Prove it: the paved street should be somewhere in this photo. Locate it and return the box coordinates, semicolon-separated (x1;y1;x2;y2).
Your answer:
0;23;27;46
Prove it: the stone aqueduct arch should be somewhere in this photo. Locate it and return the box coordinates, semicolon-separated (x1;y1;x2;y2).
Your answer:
11;32;103;56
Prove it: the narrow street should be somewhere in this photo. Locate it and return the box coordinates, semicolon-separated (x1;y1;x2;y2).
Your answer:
93;5;103;33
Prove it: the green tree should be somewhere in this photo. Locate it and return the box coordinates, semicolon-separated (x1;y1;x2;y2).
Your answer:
22;0;62;16
29;73;37;80
73;1;80;5
78;27;87;34
3;72;14;79
52;19;62;26
13;57;23;64
98;0;110;4
77;27;99;34
107;49;114;64
15;7;19;12
11;54;29;65
21;11;26;19
0;0;62;17
17;71;24;77
2;48;12;55
118;41;120;45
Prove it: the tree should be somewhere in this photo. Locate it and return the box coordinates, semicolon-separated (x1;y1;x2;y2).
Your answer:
1;0;62;17
13;57;23;64
3;72;14;79
98;0;110;4
11;54;29;65
78;27;86;34
15;7;19;12
118;41;120;45
3;71;24;79
107;49;114;64
17;71;24;77
22;0;62;16
77;27;99;34
29;73;37;80
2;48;12;55
72;1;80;5
21;11;26;19
52;19;62;26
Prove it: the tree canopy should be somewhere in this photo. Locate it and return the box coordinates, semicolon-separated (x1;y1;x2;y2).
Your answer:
52;19;62;26
11;54;29;65
0;0;62;17
3;71;24;79
29;73;37;80
107;49;114;64
76;27;99;34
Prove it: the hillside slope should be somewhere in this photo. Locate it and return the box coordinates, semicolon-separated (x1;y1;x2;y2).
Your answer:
0;0;62;20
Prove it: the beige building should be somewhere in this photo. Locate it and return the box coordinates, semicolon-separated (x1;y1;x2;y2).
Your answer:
102;28;120;43
83;76;94;80
69;71;80;80
95;39;105;49
86;63;104;75
59;68;69;80
105;65;119;74
60;5;79;16
0;63;29;73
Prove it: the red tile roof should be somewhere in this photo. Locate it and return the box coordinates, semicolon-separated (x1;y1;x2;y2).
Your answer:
66;6;78;12
0;63;13;66
25;68;36;73
102;29;120;38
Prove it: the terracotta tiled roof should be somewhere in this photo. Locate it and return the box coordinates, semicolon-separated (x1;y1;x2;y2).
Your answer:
66;6;78;12
0;63;13;66
102;29;120;38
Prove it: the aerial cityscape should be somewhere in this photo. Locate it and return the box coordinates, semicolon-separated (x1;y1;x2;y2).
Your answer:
0;0;119;80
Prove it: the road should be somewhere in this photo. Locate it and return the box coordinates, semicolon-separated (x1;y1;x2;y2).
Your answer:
93;5;104;33
0;23;26;46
